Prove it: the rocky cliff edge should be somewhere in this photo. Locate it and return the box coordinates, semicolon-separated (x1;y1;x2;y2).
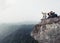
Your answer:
31;16;60;43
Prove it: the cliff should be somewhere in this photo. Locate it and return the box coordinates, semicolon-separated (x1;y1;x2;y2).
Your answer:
31;16;60;43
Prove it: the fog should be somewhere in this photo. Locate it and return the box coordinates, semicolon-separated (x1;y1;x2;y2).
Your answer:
0;0;60;42
0;0;60;23
0;0;16;23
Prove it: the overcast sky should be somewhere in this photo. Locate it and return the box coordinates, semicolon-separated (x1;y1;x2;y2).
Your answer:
0;0;60;23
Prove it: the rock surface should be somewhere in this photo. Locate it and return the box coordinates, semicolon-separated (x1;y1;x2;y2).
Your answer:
31;16;60;43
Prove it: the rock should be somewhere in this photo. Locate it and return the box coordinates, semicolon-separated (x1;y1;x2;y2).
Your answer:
31;16;60;43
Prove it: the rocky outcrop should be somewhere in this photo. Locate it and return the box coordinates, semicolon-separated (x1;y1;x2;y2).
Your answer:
31;16;60;43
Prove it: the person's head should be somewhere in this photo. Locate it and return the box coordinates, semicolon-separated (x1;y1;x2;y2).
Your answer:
48;12;51;16
53;12;55;14
50;11;53;13
50;11;55;15
48;13;49;15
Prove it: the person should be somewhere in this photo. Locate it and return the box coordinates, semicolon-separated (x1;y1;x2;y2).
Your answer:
48;12;52;18
51;12;58;18
48;11;58;18
42;12;47;19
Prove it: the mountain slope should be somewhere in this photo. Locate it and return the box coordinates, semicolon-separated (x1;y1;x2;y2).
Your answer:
1;24;38;43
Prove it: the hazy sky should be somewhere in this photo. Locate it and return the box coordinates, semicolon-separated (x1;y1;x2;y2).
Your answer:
0;0;60;23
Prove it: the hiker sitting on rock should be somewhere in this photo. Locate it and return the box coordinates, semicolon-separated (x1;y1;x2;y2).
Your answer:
48;11;58;18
